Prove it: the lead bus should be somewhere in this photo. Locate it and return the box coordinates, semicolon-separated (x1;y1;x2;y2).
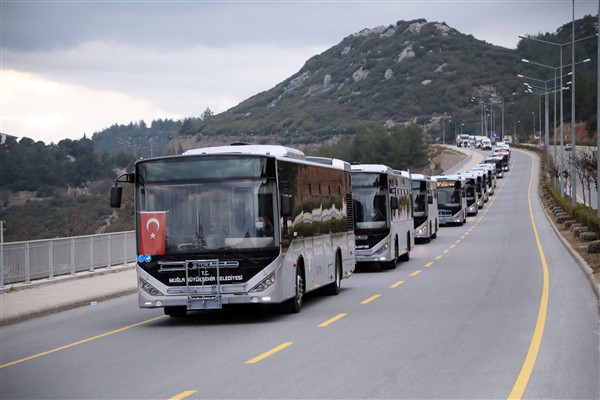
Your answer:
110;144;355;317
350;164;414;269
434;174;467;226
410;173;439;242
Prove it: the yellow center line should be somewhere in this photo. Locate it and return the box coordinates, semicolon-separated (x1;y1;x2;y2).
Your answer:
360;294;381;304
0;315;166;369
318;313;347;327
169;391;198;400
410;270;421;277
443;249;449;254
389;280;405;288
449;244;456;248
245;342;293;364
455;239;461;244
508;152;549;400
435;255;442;260
424;262;433;268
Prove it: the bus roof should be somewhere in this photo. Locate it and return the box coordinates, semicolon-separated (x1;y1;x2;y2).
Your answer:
183;144;306;160
434;174;465;182
351;164;393;174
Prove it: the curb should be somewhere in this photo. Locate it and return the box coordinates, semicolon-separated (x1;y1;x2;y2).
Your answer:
0;264;135;294
1;287;138;326
528;148;600;300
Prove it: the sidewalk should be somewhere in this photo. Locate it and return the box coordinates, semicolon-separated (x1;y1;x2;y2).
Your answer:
1;264;137;326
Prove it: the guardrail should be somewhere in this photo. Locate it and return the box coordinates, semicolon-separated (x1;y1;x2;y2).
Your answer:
0;231;136;287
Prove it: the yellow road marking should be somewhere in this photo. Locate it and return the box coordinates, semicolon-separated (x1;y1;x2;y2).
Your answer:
0;315;166;369
245;342;293;364
169;390;197;400
508;153;549;399
435;255;442;260
318;313;347;327
360;294;381;304
443;249;449;254
410;270;421;277
455;239;461;244
424;262;433;268
449;244;456;248
389;280;405;288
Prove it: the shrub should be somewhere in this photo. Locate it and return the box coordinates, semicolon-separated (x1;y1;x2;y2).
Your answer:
587;240;600;254
580;232;600;242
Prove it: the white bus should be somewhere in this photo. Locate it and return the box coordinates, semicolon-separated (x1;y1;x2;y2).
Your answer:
434;174;468;225
410;173;439;242
456;172;480;216
350;165;414;268
110;144;355;316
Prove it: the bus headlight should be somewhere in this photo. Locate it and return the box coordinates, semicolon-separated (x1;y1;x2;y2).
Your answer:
373;242;389;256
140;278;164;296
250;273;276;292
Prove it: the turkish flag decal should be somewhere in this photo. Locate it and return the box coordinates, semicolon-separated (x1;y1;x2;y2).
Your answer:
139;211;166;256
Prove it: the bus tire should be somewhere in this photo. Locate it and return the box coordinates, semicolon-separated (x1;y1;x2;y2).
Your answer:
164;306;187;318
383;239;398;269
326;254;342;295
283;265;304;313
399;233;411;262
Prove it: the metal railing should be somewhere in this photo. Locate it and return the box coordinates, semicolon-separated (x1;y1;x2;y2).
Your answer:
0;231;136;287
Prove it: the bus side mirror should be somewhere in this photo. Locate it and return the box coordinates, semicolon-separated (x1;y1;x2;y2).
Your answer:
110;186;123;208
390;196;398;210
281;195;293;217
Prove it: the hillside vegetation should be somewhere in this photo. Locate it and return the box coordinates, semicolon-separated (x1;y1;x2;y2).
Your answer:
1;16;597;242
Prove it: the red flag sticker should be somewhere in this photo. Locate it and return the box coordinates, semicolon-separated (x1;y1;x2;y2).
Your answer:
139;211;166;256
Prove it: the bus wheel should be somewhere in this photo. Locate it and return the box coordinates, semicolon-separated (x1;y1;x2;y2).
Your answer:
326;255;342;295
164;306;187;318
399;233;411;262
383;241;398;269
283;267;304;313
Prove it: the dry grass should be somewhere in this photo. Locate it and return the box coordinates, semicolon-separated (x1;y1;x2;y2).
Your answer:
539;189;600;285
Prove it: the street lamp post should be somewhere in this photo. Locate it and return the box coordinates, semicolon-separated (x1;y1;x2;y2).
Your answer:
519;30;597;205
532;111;536;144
521;57;590;195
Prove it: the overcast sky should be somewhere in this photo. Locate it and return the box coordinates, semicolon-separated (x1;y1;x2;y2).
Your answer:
2;0;598;144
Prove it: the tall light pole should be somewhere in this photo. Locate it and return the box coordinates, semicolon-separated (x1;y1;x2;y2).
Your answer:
521;57;591;195
532;111;536;143
519;28;597;206
597;0;599;216
571;0;576;207
520;74;569;181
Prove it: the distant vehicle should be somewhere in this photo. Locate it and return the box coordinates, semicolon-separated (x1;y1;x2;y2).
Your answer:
503;135;513;143
471;164;496;197
410;174;439;243
481;138;492;150
484;156;504;178
456;134;470;148
435;175;467;226
565;143;573;151
351;165;414;268
456;172;480;216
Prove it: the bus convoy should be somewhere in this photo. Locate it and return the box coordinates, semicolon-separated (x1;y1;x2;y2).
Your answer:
110;142;507;317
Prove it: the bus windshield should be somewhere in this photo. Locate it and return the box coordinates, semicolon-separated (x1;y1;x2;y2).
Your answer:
136;178;278;253
352;186;388;229
437;185;461;207
411;181;427;218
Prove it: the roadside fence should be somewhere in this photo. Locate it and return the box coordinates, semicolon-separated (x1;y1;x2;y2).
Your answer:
0;231;136;287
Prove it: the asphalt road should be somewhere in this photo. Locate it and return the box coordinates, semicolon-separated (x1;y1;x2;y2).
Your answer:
1;149;598;399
